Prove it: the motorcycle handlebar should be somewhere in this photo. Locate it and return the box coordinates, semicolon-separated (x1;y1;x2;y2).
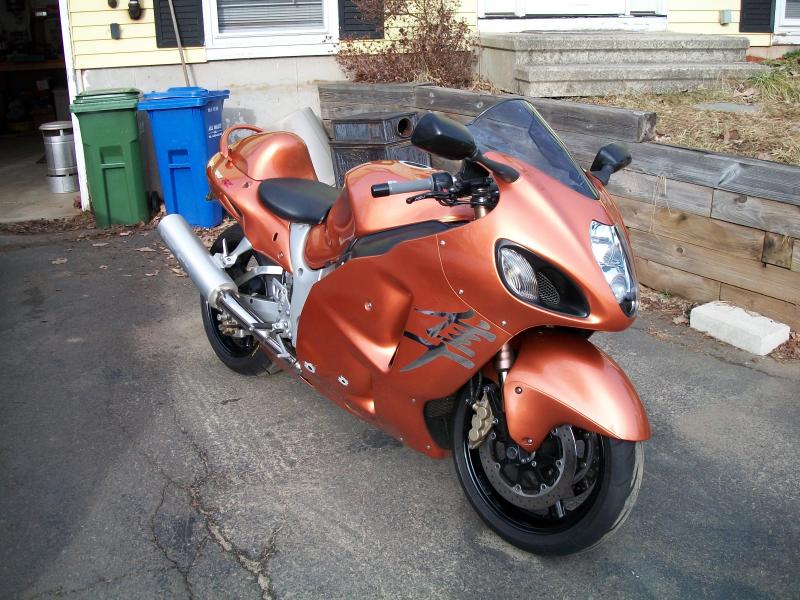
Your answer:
371;176;434;198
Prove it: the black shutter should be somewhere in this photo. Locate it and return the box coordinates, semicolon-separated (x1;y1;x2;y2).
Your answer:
339;0;383;39
739;0;775;33
154;0;205;48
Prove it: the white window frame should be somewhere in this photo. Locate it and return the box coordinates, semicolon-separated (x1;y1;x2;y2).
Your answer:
202;0;340;60
775;0;800;32
478;0;666;17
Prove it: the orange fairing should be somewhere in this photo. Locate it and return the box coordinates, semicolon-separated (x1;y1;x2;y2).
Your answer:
305;161;474;269
206;130;320;271
502;330;651;451
437;154;634;335
296;233;512;457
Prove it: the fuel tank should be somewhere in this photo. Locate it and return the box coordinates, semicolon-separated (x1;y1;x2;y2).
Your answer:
304;161;474;269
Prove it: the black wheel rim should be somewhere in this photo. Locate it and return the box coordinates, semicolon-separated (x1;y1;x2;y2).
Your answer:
203;244;266;359
203;299;259;358
461;409;606;535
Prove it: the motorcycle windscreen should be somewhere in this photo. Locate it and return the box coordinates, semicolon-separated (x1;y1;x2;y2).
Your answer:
467;99;598;200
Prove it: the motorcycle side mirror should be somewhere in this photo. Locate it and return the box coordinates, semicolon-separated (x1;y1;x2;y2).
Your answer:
411;112;477;160
590;143;632;185
412;112;520;183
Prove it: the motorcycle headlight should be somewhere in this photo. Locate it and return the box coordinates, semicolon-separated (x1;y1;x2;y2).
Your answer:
499;247;539;302
589;221;637;317
496;242;589;318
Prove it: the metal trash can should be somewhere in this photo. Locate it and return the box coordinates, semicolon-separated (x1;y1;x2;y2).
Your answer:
330;111;430;187
137;87;230;227
39;121;78;194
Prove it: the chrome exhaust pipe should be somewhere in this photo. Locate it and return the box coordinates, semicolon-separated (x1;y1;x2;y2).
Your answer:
158;213;237;309
157;214;293;364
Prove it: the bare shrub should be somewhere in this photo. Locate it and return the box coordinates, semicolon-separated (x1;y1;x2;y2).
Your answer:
336;0;475;88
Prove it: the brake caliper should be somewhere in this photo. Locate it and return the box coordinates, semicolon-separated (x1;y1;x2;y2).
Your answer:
467;393;494;449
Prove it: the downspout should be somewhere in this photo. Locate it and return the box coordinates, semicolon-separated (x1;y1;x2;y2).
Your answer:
58;0;90;211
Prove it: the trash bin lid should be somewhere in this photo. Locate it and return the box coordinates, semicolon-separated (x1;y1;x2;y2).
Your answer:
138;86;230;111
70;88;141;113
39;120;73;132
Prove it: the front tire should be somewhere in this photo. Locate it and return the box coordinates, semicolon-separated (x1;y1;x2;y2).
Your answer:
200;224;275;376
452;387;643;555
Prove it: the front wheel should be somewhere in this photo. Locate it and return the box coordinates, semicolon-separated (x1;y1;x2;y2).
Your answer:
452;386;643;555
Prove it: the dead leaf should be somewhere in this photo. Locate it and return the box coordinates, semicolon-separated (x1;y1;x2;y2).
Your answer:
119;231;132;237
92;242;109;247
145;271;159;277
136;246;156;252
51;258;68;265
99;265;109;270
723;129;740;143
672;315;688;325
170;267;187;277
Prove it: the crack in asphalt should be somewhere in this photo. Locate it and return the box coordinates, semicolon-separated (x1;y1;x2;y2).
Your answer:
190;485;281;600
92;380;283;600
149;480;209;600
175;404;281;600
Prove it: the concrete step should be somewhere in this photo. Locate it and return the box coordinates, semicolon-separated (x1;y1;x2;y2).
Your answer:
477;31;764;96
514;62;767;97
481;32;750;66
516;47;746;66
479;31;749;64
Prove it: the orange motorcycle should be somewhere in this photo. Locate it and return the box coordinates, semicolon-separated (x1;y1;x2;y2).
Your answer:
159;99;650;555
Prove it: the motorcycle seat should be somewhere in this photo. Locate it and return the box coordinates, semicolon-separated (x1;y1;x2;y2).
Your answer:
257;178;340;225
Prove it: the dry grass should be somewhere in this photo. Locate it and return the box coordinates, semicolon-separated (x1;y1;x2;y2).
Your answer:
579;58;800;165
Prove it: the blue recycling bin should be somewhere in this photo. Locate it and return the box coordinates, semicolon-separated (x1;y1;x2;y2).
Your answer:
138;87;230;227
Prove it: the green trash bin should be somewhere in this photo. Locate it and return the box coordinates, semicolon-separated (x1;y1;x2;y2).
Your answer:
70;88;150;228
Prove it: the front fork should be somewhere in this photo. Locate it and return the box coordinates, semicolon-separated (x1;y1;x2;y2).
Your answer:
467;342;515;449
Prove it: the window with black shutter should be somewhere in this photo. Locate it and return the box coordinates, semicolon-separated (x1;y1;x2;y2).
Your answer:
339;0;384;39
739;0;776;33
155;0;205;48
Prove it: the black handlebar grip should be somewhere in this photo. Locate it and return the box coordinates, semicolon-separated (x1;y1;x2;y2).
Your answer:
371;183;391;197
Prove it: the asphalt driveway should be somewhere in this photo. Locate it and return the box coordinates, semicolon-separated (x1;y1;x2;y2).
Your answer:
1;229;798;599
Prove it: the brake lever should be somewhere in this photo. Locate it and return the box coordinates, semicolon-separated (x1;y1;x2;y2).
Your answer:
406;191;457;206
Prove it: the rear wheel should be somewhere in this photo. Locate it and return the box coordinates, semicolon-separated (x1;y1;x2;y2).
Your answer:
452;384;643;555
200;224;275;376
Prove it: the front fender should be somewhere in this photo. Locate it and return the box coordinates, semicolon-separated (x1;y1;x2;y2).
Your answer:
503;330;650;451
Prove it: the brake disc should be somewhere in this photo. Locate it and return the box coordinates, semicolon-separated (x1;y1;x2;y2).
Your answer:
478;425;578;511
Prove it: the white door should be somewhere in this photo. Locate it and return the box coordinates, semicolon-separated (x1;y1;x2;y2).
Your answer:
482;1;664;16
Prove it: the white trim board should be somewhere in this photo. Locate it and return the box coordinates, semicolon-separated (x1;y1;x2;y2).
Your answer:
58;0;89;212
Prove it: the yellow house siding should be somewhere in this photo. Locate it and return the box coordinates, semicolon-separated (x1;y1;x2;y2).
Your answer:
342;0;478;51
69;0;206;69
68;0;477;68
667;0;773;46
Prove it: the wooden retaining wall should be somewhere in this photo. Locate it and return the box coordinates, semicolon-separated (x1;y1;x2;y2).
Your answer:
318;83;800;330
